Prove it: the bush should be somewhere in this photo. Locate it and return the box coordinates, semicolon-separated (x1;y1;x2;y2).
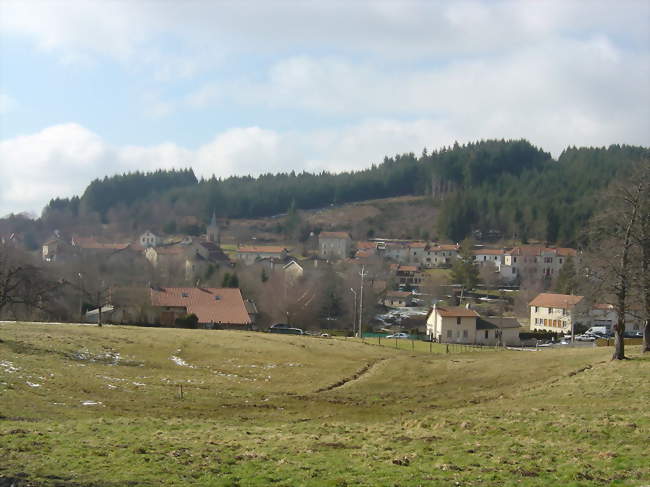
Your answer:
175;313;199;329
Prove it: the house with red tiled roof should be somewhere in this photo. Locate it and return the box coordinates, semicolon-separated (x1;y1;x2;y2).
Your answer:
426;304;522;345
502;246;577;282
426;304;480;343
319;231;352;260
150;287;251;328
71;236;130;252
529;293;585;334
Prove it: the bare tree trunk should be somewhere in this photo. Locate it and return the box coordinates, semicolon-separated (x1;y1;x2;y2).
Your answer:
612;188;640;360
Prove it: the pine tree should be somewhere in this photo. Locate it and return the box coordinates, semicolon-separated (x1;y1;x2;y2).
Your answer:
450;239;480;290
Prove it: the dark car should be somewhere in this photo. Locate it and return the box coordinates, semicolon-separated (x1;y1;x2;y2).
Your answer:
270;323;290;330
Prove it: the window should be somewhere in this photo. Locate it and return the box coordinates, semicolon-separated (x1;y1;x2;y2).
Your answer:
463;330;468;338
456;317;461;325
447;330;452;338
485;330;489;339
534;306;539;313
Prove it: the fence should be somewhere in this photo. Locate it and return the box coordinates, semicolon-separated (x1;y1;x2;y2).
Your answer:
347;335;505;354
595;337;643;347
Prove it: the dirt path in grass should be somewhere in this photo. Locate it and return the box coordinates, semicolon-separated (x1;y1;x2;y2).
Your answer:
314;358;388;393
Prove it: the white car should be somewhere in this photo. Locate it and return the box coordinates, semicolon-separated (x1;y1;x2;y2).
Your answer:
386;333;409;339
575;334;596;342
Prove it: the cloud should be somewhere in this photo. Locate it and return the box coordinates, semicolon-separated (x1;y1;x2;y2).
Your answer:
0;120;458;217
2;1;648;71
183;35;650;155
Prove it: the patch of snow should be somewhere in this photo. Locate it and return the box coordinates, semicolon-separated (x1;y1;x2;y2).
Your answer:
132;382;145;386
81;400;103;406
106;384;118;389
0;360;19;373
26;381;41;387
171;356;195;368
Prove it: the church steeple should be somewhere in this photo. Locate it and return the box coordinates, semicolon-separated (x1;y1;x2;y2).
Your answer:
207;210;220;244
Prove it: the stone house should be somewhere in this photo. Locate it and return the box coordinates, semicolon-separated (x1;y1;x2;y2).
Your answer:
421;244;459;268
318;232;352;260
502;246;577;282
236;246;289;265
382;290;413;308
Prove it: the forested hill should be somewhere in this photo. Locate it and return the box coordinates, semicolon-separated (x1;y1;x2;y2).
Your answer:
42;140;648;246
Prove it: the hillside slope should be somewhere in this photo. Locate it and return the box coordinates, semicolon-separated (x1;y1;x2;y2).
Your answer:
1;323;648;486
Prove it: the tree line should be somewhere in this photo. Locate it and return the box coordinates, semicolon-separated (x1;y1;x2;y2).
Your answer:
40;140;648;246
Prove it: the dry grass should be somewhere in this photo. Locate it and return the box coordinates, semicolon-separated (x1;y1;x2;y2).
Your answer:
1;322;648;486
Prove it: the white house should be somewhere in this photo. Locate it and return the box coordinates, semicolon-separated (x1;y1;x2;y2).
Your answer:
427;305;522;345
472;248;506;270
426;305;480;343
529;293;584;334
282;260;304;285
139;230;160;248
475;317;522;346
318;232;352;260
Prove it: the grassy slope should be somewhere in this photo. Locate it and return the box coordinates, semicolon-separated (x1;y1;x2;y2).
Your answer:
0;323;648;487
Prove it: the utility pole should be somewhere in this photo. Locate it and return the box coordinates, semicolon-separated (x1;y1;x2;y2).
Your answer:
350;288;357;336
359;265;366;339
97;290;102;327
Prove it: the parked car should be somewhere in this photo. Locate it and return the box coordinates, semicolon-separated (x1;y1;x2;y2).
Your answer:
575;334;596;342
623;331;643;338
386;333;409;339
270;323;290;330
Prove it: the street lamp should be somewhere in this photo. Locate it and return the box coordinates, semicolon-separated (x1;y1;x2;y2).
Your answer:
350;288;357;336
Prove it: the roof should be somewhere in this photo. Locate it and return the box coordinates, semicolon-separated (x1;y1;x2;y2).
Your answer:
509;246;577;257
434;306;480;318
473;248;505;255
476;317;521;330
407;242;427;249
356;241;377;249
528;293;584;308
283;260;303;270
237;246;287;254
154;245;184;255
150;287;251;325
592;303;614;310
72;237;129;250
319;231;351;240
429;244;459;252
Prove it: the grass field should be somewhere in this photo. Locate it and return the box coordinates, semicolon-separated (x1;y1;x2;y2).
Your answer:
1;322;648;486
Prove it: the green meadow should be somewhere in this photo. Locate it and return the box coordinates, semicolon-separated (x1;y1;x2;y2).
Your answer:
1;322;648;486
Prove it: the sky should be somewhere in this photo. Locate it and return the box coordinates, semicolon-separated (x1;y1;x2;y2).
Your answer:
0;0;649;218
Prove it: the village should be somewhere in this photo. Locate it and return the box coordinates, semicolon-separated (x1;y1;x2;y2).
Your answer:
21;209;643;350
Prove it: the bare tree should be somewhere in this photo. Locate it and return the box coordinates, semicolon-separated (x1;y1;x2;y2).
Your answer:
629;162;650;352
586;168;645;360
0;243;62;319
